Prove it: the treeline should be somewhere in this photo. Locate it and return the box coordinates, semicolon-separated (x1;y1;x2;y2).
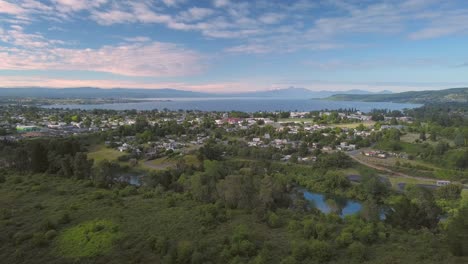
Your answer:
0;138;131;188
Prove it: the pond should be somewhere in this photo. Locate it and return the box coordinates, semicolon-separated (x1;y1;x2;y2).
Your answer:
117;175;143;186
302;190;363;217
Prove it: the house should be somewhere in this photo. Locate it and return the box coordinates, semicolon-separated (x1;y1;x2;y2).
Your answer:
226;118;241;124
436;180;451;186
377;153;387;159
16;125;41;132
118;143;130;152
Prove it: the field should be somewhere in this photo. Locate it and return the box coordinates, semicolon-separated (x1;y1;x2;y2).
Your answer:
88;144;125;163
400;133;454;146
334;121;375;129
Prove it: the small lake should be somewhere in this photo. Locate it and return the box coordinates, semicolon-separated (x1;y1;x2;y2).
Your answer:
42;98;421;112
302;190;362;217
117;175;142;186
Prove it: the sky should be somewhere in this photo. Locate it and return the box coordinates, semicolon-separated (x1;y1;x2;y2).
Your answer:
0;0;467;93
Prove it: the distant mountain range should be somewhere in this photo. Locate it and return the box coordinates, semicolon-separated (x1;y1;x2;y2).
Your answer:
0;87;210;99
226;87;392;98
324;87;468;104
0;87;392;99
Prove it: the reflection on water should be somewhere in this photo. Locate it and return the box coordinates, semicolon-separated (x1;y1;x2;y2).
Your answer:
302;190;362;217
42;98;420;112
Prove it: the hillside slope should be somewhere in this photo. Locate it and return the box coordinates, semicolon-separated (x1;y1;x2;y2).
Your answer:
325;87;468;104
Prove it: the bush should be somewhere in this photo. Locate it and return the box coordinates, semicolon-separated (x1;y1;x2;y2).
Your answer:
347;242;368;262
309;240;332;262
267;212;281;228
40;219;57;231
45;229;58;240
151;236;169;255
58;213;71;225
142;191;155;199
32;232;48;247
176;240;193;264
291;241;310;261
14;231;33;245
56;219;121;258
119;186;138;197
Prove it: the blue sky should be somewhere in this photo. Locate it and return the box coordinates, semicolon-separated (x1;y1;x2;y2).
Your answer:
0;0;467;92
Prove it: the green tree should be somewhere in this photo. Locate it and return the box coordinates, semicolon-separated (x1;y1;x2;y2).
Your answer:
454;133;465;147
419;131;426;141
73;153;93;180
447;206;468;256
31;142;48;173
93;160;119;187
436;184;463;200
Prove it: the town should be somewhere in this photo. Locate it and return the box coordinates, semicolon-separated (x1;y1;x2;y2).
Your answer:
1;102;467;263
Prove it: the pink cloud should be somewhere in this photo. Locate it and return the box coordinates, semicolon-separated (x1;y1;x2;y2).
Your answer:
52;0;108;12
0;76;258;93
0;41;205;77
0;0;25;15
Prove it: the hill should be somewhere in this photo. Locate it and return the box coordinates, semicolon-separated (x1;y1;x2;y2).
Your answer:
0;87;211;98
324;87;468;104
0;87;390;99
229;87;391;98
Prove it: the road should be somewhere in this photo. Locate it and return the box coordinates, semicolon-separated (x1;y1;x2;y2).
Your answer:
345;150;468;188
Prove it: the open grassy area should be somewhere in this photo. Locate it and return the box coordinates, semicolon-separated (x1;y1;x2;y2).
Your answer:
401;133;453;146
143;157;176;170
278;118;315;123
334;121;375;129
387;176;435;188
88;144;125;163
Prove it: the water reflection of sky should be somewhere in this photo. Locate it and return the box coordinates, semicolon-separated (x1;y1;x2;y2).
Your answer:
43;98;420;112
303;191;362;217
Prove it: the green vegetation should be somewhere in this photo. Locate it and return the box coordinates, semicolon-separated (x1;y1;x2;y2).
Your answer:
88;145;125;163
57;219;121;258
0;170;466;263
325;87;468;104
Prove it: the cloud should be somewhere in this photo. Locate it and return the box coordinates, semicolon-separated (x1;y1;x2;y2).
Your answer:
0;26;205;77
0;76;258;93
178;7;214;22
1;75;462;93
213;0;230;8
123;36;151;43
90;9;135;25
2;0;468;59
0;24;54;48
408;9;468;40
0;0;25;15
161;0;186;7
258;13;285;24
52;0;108;13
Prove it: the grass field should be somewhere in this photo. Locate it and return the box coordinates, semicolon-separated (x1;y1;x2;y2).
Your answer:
334;121;375;129
387;176;435;188
88;144;125;163
278;118;315;123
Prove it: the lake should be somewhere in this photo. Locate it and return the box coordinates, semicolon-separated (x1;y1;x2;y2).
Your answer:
302;190;363;217
43;98;420;112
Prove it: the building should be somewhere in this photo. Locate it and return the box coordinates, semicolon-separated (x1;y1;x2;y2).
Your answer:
16;125;41;132
436;180;451;186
